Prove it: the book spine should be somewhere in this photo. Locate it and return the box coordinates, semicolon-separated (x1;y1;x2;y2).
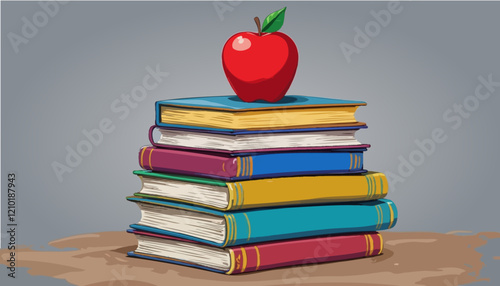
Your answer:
227;233;383;274
138;146;236;178
226;172;388;210
148;125;162;148
224;199;397;246
232;151;364;180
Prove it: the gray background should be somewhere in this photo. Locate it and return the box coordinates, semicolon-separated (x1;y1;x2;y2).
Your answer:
1;1;500;285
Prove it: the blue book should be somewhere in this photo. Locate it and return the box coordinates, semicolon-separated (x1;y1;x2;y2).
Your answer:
155;95;367;132
139;146;367;181
127;197;397;247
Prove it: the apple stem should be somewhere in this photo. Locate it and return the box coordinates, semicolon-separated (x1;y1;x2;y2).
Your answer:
254;17;262;36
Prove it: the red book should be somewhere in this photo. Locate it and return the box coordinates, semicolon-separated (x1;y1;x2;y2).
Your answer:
127;230;383;274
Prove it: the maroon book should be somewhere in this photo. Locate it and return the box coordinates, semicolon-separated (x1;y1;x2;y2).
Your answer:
128;230;383;274
138;146;367;181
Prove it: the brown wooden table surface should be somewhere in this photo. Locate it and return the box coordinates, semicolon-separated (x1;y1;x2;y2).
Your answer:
1;231;499;286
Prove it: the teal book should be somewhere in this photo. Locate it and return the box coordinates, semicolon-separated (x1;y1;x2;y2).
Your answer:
127;197;397;247
155;95;367;132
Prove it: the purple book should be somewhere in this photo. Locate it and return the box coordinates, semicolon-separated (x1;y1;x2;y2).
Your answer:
148;125;370;154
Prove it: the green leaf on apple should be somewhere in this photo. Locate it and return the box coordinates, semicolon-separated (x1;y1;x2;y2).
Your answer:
261;7;287;33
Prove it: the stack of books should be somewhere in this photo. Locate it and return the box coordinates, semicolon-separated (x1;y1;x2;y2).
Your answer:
126;95;398;274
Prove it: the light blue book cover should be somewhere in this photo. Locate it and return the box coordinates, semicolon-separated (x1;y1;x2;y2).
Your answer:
128;197;397;247
156;95;367;111
155;95;367;132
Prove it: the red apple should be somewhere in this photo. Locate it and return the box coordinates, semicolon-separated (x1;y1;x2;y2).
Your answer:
222;8;298;103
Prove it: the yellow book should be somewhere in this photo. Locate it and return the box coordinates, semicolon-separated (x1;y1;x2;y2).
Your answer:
132;170;388;211
155;95;367;131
